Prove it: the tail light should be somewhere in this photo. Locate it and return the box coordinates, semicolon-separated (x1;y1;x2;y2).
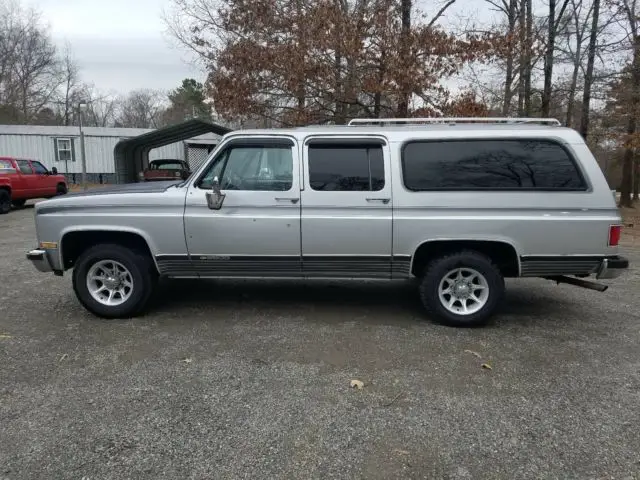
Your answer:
608;225;622;246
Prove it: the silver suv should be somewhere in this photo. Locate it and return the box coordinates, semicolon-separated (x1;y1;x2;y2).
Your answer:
26;118;629;327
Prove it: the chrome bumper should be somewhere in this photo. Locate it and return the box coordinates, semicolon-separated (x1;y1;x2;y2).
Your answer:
26;249;53;273
596;256;629;280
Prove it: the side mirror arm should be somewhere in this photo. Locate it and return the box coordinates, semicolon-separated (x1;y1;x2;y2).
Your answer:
205;176;226;210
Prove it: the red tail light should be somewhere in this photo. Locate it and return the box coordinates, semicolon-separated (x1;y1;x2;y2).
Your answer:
608;225;622;246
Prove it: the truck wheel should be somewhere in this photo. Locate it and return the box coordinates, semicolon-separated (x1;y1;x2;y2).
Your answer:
419;251;505;328
11;199;26;208
0;189;10;214
72;244;158;319
56;184;67;195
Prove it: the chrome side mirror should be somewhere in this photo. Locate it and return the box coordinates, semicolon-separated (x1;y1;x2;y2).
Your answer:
205;176;226;210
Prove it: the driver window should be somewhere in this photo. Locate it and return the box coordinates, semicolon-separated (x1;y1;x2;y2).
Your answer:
199;144;293;192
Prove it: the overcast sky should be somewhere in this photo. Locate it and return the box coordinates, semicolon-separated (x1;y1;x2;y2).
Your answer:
24;0;485;95
26;0;203;94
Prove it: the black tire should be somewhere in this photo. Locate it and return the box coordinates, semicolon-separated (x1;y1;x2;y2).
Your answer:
419;250;505;328
56;183;67;195
72;243;158;319
11;198;26;208
0;189;11;214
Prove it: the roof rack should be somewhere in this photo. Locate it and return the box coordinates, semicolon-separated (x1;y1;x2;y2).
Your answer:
347;117;562;126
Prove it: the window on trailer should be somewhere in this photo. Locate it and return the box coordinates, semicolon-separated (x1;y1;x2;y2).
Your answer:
55;138;73;163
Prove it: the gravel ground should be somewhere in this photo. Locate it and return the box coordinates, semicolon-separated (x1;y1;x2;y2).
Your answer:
1;204;640;479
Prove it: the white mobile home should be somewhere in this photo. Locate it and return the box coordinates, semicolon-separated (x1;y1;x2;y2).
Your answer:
0;124;220;184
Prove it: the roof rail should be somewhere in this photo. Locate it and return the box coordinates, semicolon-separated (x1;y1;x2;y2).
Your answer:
347;117;562;126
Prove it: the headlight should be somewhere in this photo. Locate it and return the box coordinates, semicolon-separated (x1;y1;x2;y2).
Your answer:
138;172;144;179
175;172;181;177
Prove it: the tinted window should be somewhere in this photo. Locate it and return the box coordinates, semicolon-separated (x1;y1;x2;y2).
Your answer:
200;145;293;191
402;140;586;191
32;161;48;174
308;144;385;191
16;160;32;174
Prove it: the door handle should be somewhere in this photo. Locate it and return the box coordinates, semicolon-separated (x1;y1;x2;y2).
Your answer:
275;197;300;204
366;197;390;204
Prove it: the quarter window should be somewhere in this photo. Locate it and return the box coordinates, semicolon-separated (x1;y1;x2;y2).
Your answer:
55;138;73;163
308;143;385;191
199;144;293;191
402;140;587;191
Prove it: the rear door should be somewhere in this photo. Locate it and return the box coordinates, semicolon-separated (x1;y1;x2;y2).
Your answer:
300;136;393;278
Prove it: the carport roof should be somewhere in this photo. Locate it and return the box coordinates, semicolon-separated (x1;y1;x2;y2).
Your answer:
115;119;232;151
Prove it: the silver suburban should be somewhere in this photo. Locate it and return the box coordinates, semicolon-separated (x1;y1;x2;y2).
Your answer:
26;118;629;327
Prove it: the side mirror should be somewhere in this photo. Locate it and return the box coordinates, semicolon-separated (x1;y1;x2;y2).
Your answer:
205;176;226;210
51;167;58;175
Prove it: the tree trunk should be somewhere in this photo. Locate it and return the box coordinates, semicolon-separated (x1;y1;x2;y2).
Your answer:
542;0;556;117
579;0;599;140
502;0;518;115
566;54;581;127
523;0;533;116
517;0;526;116
397;0;411;117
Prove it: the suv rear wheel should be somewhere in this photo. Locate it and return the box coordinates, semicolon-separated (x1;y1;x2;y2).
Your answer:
419;250;505;327
72;244;158;318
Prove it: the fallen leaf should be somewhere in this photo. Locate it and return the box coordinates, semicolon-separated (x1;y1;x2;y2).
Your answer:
58;353;68;362
0;334;12;339
464;349;482;358
181;358;193;364
481;363;492;370
393;448;410;456
350;379;364;390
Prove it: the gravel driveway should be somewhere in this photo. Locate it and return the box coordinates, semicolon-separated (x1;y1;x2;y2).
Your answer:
1;205;639;479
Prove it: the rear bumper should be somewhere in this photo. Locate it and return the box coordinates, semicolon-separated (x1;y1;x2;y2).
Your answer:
596;256;629;279
26;249;53;273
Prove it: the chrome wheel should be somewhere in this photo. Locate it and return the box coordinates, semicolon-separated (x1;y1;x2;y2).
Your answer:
86;260;134;306
438;267;489;315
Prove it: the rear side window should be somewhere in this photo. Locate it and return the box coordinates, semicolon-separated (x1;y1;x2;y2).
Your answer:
308;143;385;191
402;139;587;191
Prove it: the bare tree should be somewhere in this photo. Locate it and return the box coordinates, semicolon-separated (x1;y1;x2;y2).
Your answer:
115;89;166;128
0;1;63;123
541;0;570;116
57;44;80;126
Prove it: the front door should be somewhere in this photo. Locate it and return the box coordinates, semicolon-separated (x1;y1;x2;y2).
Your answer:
184;136;302;277
30;161;56;196
300;137;393;278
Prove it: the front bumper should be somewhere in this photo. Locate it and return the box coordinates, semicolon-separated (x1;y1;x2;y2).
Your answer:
596;256;629;279
26;249;53;273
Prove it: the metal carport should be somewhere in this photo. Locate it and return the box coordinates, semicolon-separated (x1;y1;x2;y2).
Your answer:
113;119;232;184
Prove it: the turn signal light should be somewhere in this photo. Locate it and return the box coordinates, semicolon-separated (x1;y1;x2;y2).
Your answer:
609;225;622;247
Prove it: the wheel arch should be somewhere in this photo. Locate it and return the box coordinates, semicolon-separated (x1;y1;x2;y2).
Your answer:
59;227;160;273
409;238;522;278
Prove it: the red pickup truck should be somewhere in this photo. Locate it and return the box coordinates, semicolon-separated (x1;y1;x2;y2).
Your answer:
0;157;68;214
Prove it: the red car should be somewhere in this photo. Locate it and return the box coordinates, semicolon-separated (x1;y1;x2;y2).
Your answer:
0;157;68;214
139;159;191;182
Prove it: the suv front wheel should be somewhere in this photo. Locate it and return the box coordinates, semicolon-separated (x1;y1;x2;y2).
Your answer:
72;244;157;318
419;251;505;327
